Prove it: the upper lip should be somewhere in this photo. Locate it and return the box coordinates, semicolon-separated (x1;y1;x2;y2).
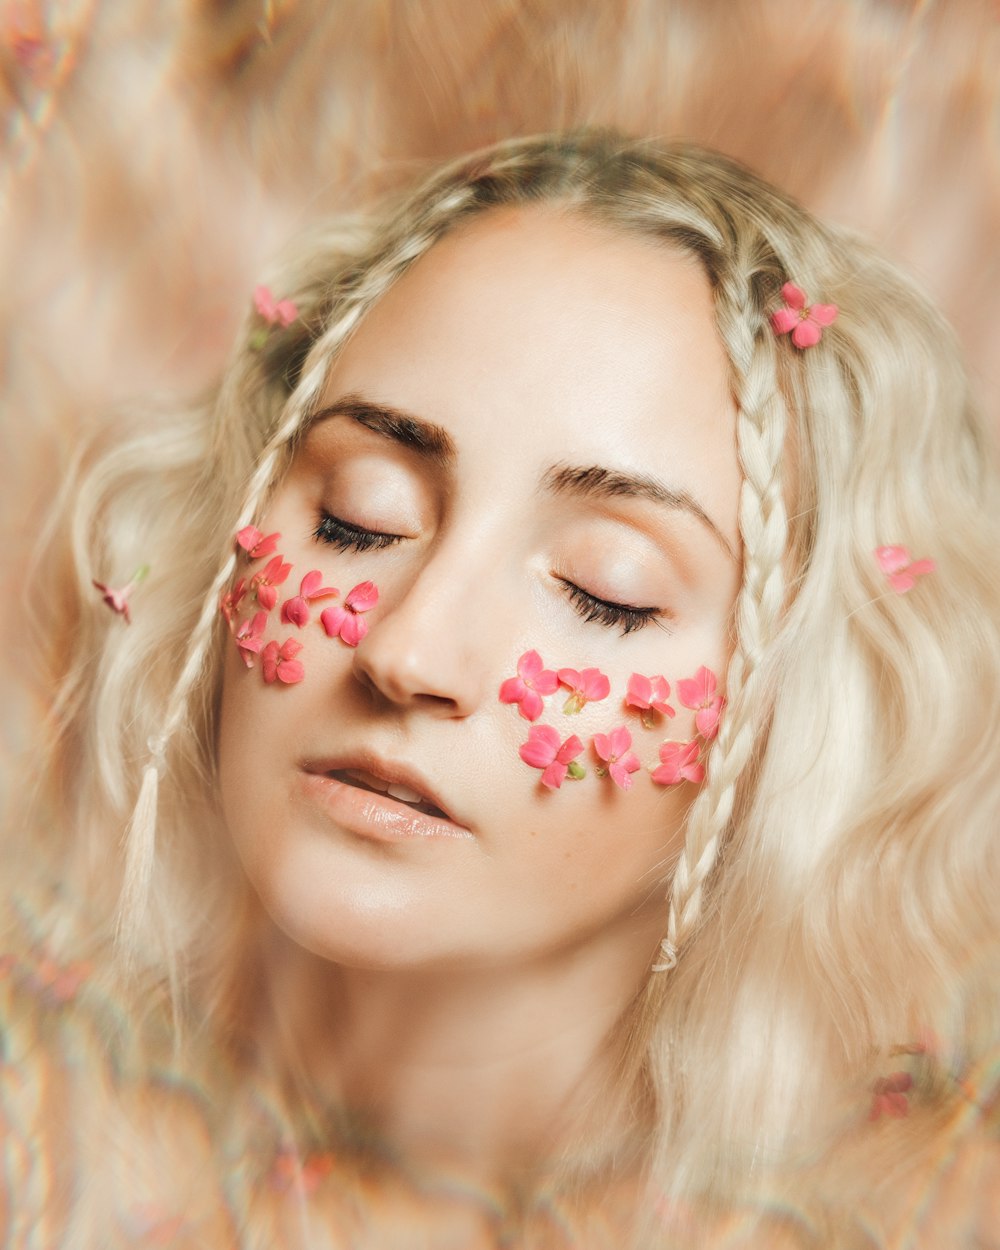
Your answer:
301;750;469;830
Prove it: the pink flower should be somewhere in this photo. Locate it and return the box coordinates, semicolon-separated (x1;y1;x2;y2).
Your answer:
220;577;247;625
251;555;292;611
557;666;611;714
236;526;280;560
592;725;641;791
262;638;305;684
234;611;268;667
269;1146;334;1195
874;545;936;594
625;673;676;724
320;581;379;647
92;564;149;625
499;650;560;721
253;285;299;327
651;739;705;786
770;282;838;348
677;666;725;741
869;1071;913;1121
281;569;339;627
519;725;585;790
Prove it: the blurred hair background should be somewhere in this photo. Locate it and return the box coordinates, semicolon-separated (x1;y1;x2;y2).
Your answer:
2;0;997;800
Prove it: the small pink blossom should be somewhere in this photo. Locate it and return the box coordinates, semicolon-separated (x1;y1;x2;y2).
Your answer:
251;555;292;610
869;1071;913;1121
557;666;611;714
281;569;339;627
499;650;560;721
677;666;725;741
771;282;838;349
625;673;676;725
220;577;247;625
92;564;149;625
874;545;936;594
519;725;585;790
234;611;268;667
651;739;705;786
592;725;641;791
253;285;299;327
320;581;379;647
236;526;280;560
262;638;305;684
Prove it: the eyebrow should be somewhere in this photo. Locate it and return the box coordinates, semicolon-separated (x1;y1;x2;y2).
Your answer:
309;394;457;464
543;464;737;562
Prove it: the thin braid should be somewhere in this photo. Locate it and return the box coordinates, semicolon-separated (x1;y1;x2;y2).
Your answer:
656;261;789;971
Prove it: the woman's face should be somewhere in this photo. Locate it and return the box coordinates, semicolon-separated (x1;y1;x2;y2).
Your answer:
217;206;741;973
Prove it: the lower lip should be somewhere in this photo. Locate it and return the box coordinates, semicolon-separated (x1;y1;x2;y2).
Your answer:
297;771;475;843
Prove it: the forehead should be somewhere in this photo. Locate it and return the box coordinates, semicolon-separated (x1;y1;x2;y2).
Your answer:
320;205;740;550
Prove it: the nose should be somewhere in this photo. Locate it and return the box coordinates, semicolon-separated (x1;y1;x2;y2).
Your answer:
350;547;498;717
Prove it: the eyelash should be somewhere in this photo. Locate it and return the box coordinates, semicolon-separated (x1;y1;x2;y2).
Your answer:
559;579;668;636
313;511;405;553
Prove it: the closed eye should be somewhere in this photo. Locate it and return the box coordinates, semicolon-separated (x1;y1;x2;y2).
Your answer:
313;510;405;553
557;578;671;636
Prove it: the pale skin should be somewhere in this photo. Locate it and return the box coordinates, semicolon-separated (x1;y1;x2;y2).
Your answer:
216;206;743;1206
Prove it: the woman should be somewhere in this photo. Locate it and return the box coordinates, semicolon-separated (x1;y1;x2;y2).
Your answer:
3;132;998;1247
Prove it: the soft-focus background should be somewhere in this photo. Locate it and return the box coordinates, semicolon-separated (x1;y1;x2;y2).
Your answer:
2;0;998;795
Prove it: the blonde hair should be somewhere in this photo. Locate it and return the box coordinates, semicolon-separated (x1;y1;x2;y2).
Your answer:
16;132;1000;1243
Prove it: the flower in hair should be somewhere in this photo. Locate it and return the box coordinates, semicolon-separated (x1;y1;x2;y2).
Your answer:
269;1145;335;1195
253;285;298;328
281;570;339;627
519;725;586;790
625;673;675;727
592;726;641;791
234;611;268;667
557;666;611;715
499;650;560;721
320;581;379;647
869;1071;913;1121
874;545;936;594
92;564;149;625
251;554;293;610
237;526;280;560
677;666;725;741
221;577;248;624
262;638;305;684
651;739;704;786
771;283;838;348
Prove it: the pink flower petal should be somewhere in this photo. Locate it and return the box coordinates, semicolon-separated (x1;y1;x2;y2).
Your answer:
791;319;822;348
555;734;584;765
281;596;310;627
609;753;641;791
541;762;569;790
320;605;346;637
520;725;560;768
300;569;337;600
257;584;277;611
696;698;724;741
339;613;368;647
625;672;652;708
520;650;545;681
907;558;936;578
780;282;806;310
519;688;544;721
810;303;838;327
770;309;799;336
274;299;299;327
345;580;379;613
608;724;633;758
262;640;279;684
592;732;612;763
279;638;303;661
253;286;277;320
677;666;716;710
277;660;305;684
875;545;911;574
237;525;264;552
580;668;610;701
651;740;704;785
499;676;527;705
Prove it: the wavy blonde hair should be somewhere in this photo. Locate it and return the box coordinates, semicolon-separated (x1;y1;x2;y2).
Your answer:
16;131;1000;1244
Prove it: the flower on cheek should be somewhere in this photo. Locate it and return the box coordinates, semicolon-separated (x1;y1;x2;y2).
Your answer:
650;739;704;786
869;1072;913;1121
499;650;559;721
320;581;379;647
262;638;305;684
519;725;586;790
234;611;268;667
236;526;280;560
251;555;293;611
557;667;611;715
221;577;247;625
874;545;936;594
677;666;725;741
625;673;675;727
770;282;838;348
281;569;339;627
592;725;641;791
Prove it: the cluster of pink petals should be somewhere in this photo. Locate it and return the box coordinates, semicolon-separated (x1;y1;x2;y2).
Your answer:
869;1071;913;1121
262;638;304;684
221;577;247;624
770;282;838;349
519;725;585;790
651;739;704;786
235;611;268;667
874;545;936;594
320;581;379;647
500;650;560;721
593;725;641;791
557;666;610;714
251;555;293;611
253;285;299;328
625;672;675;719
237;526;280;560
677;666;725;742
281;569;339;627
92;579;136;625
